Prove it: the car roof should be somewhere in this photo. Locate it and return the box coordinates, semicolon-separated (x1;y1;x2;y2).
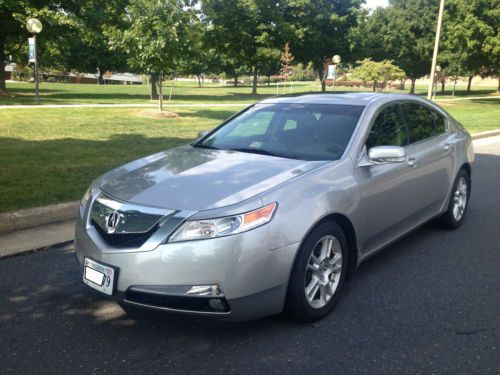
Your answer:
259;92;427;107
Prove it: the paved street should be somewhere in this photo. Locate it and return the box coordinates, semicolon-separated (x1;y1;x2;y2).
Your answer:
1;140;499;374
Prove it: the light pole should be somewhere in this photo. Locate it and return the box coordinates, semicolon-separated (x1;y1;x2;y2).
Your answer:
331;55;341;92
427;0;445;101
26;18;43;105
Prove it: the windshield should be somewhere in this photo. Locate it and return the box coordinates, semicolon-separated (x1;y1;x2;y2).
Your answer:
196;103;365;161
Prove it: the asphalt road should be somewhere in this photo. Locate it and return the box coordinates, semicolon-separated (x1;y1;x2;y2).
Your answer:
1;141;499;374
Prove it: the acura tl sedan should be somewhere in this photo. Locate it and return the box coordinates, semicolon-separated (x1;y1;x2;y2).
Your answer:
75;93;474;322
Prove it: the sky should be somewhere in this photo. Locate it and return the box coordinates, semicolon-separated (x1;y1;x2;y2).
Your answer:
363;0;389;10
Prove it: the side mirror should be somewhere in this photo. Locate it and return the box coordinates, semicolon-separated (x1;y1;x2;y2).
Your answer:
368;146;406;164
197;130;209;139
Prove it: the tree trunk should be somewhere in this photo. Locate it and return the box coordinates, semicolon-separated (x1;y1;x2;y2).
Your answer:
158;71;163;111
399;78;406;90
149;73;159;100
441;80;445;94
497;76;499;93
196;74;201;88
0;32;6;92
267;75;271;86
373;81;377;92
251;65;258;95
466;75;473;94
233;75;238;87
409;77;416;94
452;80;457;97
98;71;105;85
317;68;325;92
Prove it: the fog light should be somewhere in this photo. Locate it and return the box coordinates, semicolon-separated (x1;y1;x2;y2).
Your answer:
186;284;223;297
208;298;227;312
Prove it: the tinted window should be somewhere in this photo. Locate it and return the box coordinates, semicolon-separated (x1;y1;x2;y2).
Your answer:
366;104;408;149
197;103;365;161
402;103;446;143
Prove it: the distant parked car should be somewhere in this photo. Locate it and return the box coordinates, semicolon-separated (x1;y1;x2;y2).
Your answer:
75;93;474;322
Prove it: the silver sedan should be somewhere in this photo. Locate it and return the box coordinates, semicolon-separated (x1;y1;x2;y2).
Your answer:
75;93;474;322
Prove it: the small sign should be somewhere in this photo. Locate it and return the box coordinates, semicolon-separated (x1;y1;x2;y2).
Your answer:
28;37;36;63
327;64;336;79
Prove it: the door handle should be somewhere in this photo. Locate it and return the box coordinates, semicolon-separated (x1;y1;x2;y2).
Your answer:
407;157;418;167
444;143;451;151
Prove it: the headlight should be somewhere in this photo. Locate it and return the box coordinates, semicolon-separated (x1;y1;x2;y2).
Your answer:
80;180;100;211
169;202;277;242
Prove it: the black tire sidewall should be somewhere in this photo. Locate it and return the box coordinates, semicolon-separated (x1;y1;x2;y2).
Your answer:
286;221;349;322
442;169;471;229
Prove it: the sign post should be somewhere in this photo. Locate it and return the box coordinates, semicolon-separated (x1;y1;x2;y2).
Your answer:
26;18;43;105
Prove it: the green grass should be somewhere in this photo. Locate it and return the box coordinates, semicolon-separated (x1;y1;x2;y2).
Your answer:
1;80;497;105
0;93;498;213
0;106;234;212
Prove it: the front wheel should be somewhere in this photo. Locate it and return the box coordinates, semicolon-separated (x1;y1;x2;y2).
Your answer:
437;169;471;229
286;221;348;322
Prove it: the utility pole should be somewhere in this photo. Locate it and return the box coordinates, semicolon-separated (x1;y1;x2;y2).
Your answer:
427;0;445;101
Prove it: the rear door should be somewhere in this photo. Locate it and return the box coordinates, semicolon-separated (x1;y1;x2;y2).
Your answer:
401;102;454;217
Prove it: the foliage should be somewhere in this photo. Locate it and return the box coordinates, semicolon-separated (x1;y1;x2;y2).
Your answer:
284;0;364;91
290;62;317;81
280;43;294;78
352;0;439;93
352;58;405;91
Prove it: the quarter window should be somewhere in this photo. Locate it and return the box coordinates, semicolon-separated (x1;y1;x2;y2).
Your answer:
366;104;408;149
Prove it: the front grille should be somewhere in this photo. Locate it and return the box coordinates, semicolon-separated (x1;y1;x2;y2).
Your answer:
92;219;158;248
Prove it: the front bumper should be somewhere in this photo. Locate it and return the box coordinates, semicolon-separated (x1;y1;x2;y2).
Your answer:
75;212;299;321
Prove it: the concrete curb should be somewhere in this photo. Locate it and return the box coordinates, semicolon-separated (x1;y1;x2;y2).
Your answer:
0;201;79;235
470;130;500;140
0;129;498;237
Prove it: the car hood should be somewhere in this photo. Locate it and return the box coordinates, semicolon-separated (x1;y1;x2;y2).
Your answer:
99;145;327;211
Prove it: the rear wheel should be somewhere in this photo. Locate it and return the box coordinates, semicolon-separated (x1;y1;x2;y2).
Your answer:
286;221;348;322
437;168;470;229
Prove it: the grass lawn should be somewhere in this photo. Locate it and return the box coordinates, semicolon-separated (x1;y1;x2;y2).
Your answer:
1;80;498;105
0;95;499;213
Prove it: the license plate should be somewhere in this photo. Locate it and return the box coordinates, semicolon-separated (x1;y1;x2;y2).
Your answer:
83;258;116;296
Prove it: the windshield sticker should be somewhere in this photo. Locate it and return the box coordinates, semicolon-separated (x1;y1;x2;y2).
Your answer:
249;141;263;148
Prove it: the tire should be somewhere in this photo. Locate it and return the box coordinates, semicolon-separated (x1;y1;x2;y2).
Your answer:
437;168;471;230
286;221;348;322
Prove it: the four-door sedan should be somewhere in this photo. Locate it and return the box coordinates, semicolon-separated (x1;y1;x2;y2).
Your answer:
75;93;474;322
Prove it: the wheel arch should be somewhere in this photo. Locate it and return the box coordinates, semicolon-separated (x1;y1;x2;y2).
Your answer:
294;213;359;281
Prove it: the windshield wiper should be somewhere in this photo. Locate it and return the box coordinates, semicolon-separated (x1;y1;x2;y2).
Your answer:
193;143;220;150
228;147;298;159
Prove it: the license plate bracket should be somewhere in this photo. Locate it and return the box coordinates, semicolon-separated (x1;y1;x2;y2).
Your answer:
83;257;118;296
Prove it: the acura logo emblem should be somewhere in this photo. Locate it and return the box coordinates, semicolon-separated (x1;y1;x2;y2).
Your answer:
105;210;122;233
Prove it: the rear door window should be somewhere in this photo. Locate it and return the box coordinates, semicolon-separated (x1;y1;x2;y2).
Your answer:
402;103;446;143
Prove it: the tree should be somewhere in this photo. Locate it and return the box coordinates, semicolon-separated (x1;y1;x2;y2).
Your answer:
202;0;287;95
352;58;405;91
285;0;363;92
442;0;499;93
353;0;440;93
108;0;193;105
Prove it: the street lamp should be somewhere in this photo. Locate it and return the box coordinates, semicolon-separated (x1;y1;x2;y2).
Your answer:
26;18;43;104
331;55;341;92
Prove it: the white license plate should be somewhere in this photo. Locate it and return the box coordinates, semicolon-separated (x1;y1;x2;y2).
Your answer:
83;258;116;296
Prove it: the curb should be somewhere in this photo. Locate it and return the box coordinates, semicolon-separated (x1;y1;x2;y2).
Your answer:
470;130;500;140
0;201;79;235
0;129;499;236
